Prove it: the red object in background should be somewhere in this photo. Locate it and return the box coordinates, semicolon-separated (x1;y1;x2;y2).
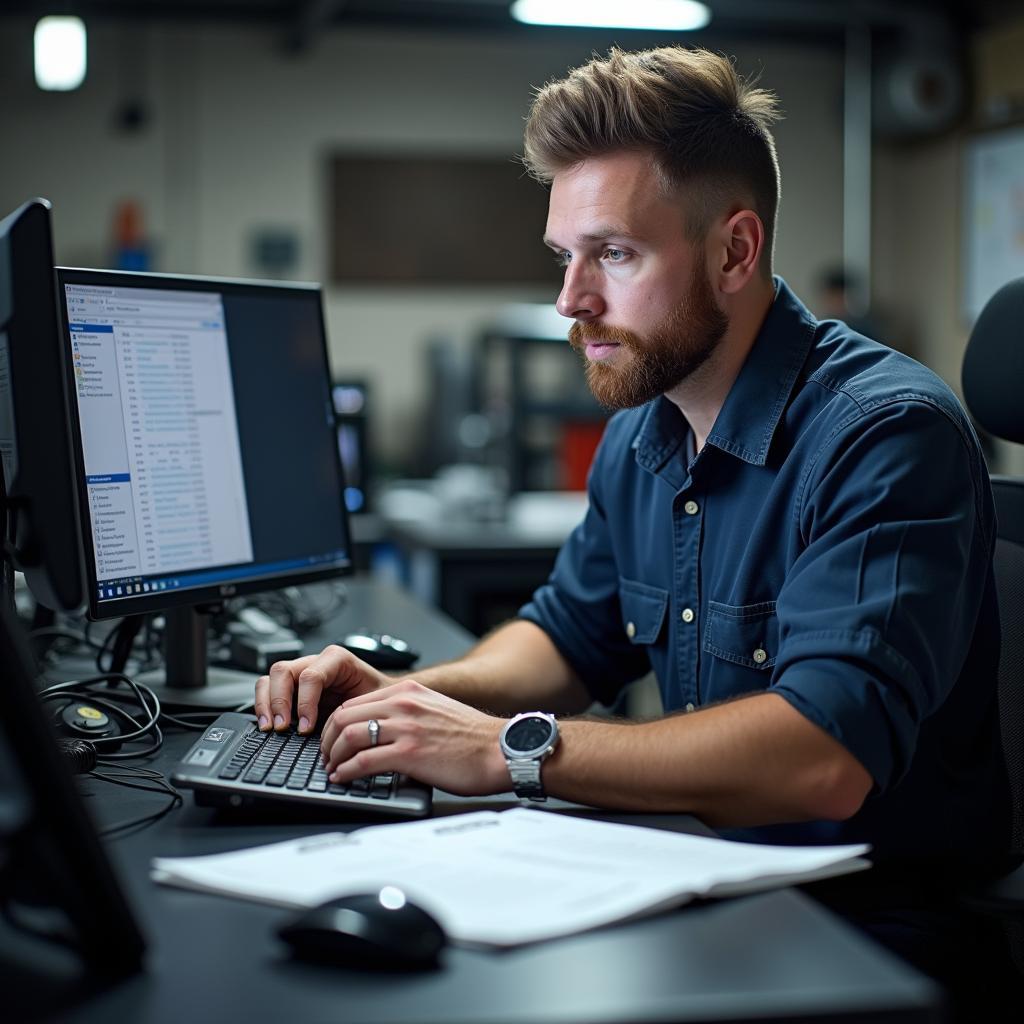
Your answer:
114;199;144;247
559;421;606;490
112;199;151;271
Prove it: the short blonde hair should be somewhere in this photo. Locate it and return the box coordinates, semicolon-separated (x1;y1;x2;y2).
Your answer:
523;47;782;271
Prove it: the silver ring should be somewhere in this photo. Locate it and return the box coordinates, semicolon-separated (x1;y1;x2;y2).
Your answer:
367;719;381;747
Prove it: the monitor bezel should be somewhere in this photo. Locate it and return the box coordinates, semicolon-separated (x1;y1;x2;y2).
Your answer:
0;199;88;612
55;266;353;621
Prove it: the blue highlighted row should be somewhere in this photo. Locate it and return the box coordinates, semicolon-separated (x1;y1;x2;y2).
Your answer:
87;473;132;484
70;323;115;333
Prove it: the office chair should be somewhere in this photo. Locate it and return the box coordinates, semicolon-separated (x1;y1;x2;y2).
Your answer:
961;276;1024;971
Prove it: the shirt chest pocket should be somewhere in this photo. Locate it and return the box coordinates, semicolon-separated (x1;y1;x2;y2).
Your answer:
618;577;669;645
703;600;780;671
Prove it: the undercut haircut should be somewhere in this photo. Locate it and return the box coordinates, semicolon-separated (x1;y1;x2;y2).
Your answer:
523;47;783;276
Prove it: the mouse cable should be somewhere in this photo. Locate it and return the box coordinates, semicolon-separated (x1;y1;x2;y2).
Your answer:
88;764;183;838
93;615;148;675
159;708;223;731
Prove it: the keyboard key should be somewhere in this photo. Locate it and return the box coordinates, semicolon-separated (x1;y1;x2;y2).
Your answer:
287;766;313;789
371;775;393;799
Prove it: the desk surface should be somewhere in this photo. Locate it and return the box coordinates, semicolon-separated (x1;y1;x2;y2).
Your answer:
10;578;943;1024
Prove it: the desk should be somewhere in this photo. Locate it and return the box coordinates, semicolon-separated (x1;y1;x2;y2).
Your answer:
387;520;564;636
8;578;943;1023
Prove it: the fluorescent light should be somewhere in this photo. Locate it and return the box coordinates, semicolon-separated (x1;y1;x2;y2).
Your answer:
510;0;711;31
34;16;87;91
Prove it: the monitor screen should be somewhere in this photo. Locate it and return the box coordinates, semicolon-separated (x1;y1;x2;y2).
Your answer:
55;269;352;619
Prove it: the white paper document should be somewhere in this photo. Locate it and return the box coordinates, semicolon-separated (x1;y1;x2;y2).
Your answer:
151;808;870;948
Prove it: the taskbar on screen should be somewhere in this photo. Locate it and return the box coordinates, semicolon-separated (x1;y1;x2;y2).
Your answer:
94;551;349;605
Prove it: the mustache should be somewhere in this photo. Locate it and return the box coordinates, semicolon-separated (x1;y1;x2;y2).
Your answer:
568;321;637;349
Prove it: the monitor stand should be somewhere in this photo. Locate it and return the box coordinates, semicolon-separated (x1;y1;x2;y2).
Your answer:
136;605;257;710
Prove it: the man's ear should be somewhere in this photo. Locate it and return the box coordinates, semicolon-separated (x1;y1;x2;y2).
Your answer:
714;209;764;295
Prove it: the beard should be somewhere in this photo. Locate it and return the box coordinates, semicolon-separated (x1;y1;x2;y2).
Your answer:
568;263;728;409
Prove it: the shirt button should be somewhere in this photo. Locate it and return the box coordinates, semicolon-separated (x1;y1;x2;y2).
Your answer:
681;608;695;623
683;500;699;515
685;702;695;712
752;647;768;664
626;621;636;639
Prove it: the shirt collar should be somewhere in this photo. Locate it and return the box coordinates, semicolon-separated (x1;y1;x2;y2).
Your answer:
633;277;817;473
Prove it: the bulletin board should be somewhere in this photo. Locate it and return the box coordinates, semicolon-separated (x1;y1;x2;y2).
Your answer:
962;123;1024;323
330;154;561;286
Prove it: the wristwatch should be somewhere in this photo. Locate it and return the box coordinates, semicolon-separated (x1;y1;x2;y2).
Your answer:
499;712;560;802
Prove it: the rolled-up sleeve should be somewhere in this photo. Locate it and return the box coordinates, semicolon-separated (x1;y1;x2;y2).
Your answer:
771;398;994;792
518;435;652;705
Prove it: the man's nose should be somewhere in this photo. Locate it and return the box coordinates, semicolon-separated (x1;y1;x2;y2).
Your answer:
556;262;605;321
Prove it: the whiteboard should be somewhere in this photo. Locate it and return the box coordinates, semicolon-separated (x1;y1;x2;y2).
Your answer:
963;124;1024;323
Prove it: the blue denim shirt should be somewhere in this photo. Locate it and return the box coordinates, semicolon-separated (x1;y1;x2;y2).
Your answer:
520;278;1009;865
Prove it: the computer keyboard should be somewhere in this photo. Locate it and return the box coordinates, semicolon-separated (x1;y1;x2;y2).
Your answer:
220;727;394;798
171;712;432;818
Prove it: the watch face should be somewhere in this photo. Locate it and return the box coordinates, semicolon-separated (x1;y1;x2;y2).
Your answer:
504;715;555;755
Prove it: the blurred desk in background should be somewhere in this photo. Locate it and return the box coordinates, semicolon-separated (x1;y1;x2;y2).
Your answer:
382;491;587;636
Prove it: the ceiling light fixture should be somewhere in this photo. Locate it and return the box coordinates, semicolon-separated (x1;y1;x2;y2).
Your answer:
510;0;711;31
34;16;88;91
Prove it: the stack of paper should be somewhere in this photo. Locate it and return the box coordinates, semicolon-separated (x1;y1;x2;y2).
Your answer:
151;808;869;948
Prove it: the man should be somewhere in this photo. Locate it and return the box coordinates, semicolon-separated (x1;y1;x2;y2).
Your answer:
257;47;1008;865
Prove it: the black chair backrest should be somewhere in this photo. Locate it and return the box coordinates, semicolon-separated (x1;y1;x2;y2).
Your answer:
963;277;1024;446
962;275;1024;857
990;482;1024;855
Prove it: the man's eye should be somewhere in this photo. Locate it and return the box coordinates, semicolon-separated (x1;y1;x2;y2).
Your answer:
603;248;628;262
554;251;572;268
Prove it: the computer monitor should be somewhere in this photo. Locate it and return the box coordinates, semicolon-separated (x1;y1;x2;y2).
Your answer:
54;267;353;706
0;199;87;613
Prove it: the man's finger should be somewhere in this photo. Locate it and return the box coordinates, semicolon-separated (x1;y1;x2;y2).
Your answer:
254;674;271;730
328;744;397;784
320;695;388;767
324;716;394;778
294;645;374;734
266;655;315;730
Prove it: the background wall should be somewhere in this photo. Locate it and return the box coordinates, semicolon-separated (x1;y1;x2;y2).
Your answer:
872;12;1024;476
0;20;844;467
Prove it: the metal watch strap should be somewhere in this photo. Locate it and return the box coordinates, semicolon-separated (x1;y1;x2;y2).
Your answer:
507;758;546;801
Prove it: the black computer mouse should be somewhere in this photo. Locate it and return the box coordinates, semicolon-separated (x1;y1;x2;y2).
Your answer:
277;890;446;970
339;632;420;671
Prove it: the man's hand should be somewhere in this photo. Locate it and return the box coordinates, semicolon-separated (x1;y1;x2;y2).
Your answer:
319;679;510;797
254;644;393;735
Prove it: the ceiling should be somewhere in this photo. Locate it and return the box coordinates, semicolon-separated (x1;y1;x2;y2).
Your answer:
2;0;1013;47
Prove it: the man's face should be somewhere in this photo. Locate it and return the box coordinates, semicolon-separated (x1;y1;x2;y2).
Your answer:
544;151;728;409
